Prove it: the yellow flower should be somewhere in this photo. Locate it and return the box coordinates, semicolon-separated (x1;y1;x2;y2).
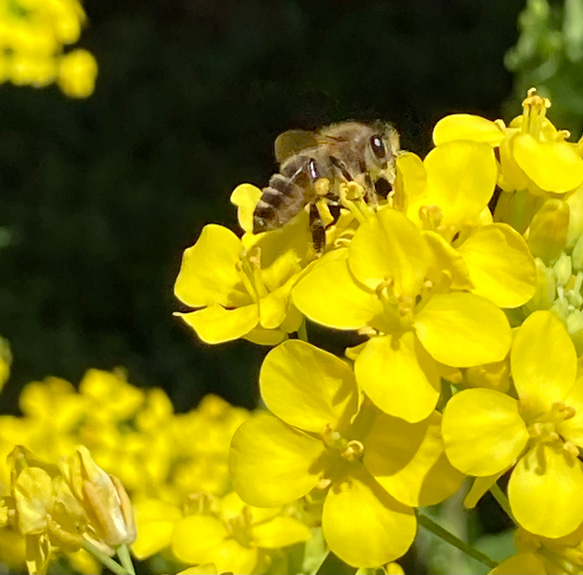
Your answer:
175;191;313;344
230;340;463;567
443;310;583;538
293;208;512;422
170;491;310;575
7;446;87;574
65;445;136;549
57;49;98;98
433;89;583;234
434;89;583;196
395;141;536;309
489;526;583;575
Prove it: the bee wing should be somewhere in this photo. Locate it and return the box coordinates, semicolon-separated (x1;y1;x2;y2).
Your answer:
274;130;319;163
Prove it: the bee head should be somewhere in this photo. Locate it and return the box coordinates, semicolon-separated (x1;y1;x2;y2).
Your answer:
365;125;400;181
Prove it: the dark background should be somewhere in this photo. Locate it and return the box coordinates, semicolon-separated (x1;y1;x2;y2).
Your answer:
0;0;524;412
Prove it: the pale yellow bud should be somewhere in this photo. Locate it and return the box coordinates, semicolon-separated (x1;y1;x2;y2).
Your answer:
527;199;570;265
72;446;136;548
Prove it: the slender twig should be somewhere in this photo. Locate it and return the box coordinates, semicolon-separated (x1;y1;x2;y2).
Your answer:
489;482;516;523
418;513;498;569
117;544;136;575
82;540;130;575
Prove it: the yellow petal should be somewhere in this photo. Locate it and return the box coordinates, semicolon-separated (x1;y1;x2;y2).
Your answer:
423;230;474;290
414;292;511;367
348;208;431;296
322;465;416;568
433;114;505;146
251;516;311;548
260;340;358;433
509;444;583;537
231;183;263;233
207;539;258;575
258;279;295;330
243;326;287;346
174;225;248;308
14;468;52;534
394;152;427;222
499;134;529;191
464;474;504;508
132;499;181;559
171;515;227;564
560;378;583;447
229;414;325;507
457;223;536;308
513;134;583;192
354;333;441;423
177;304;259;344
364;411;465;507
511;310;576;416
293;256;382;329
489;553;547;575
442;388;529;476
424;141;497;228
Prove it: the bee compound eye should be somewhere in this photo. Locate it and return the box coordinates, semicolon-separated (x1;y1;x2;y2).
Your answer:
370;135;386;160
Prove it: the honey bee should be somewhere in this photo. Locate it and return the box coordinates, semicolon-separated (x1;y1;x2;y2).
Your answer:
253;121;400;249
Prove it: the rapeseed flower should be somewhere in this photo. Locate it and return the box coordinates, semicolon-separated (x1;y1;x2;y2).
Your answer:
443;310;583;538
230;340;463;567
395;141;536;309
489;526;583;575
170;491;310;574
293;208;512;422
175;185;313;344
433;88;583;233
0;0;97;97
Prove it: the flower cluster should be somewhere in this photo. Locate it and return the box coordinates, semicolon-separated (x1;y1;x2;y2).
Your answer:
172;88;583;574
0;0;97;97
0;444;135;574
0;369;255;573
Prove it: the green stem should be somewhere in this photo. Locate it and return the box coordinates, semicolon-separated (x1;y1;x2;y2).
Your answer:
418;513;498;570
82;540;130;575
315;551;357;575
298;319;309;342
117;544;136;575
489;482;516;523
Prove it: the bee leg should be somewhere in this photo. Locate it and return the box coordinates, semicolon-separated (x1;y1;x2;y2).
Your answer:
330;156;354;182
363;173;378;207
309;203;326;252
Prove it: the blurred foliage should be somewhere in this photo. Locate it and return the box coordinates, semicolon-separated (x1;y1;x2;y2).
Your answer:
0;0;523;412
505;0;583;135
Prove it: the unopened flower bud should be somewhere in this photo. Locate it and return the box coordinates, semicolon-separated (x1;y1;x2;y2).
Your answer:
553;252;573;287
527;199;570;265
70;446;136;548
566;186;583;249
567;309;583;355
573;236;583;272
525;258;556;313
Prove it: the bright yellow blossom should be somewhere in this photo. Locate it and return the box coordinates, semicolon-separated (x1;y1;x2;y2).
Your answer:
394;140;536;309
230;340;463;567
0;0;97;97
175;191;313;344
170;491;310;575
293;208;512;422
443;310;583;538
489;526;583;575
